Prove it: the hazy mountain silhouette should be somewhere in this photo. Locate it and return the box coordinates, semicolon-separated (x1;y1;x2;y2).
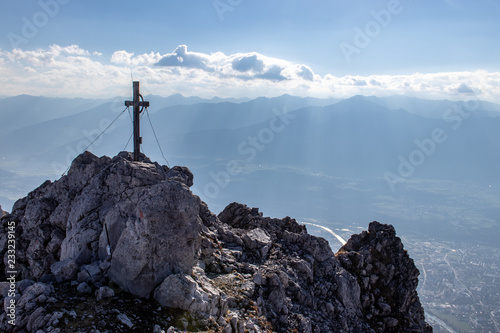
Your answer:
168;95;500;181
363;95;500;119
0;95;106;132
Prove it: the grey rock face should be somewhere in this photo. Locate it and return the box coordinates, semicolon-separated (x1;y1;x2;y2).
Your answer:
153;269;225;318
211;202;372;333
0;152;432;333
0;205;6;218
336;221;433;333
50;259;78;283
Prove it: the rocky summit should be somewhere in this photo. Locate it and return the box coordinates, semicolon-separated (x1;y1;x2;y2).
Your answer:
0;152;432;332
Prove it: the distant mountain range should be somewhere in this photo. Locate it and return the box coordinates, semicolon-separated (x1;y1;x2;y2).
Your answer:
1;93;499;247
364;95;500;119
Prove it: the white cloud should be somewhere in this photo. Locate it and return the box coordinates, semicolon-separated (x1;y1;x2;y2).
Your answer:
369;79;383;86
51;44;89;56
111;50;163;66
297;65;315;81
111;50;134;65
232;54;264;73
23;67;36;73
256;65;287;81
449;82;477;95
1;44;500;104
156;46;295;82
156;45;212;71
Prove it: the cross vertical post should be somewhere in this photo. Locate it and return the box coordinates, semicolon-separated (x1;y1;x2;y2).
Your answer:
132;81;141;162
125;81;150;161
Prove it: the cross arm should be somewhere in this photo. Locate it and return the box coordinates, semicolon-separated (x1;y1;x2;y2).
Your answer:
124;101;150;108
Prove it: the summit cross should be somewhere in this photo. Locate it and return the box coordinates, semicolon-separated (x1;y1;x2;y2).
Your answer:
125;81;150;161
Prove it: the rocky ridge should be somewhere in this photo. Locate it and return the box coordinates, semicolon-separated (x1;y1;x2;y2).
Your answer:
0;152;432;332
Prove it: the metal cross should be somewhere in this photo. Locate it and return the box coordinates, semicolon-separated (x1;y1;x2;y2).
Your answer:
125;81;150;161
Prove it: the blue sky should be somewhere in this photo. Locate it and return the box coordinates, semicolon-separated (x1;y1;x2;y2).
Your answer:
1;0;499;101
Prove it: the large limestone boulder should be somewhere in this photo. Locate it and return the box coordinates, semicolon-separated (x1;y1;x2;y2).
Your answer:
153;269;226;319
108;180;202;298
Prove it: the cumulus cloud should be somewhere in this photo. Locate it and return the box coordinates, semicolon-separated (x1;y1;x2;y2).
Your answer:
0;46;131;97
341;76;368;86
156;45;212;71
51;44;89;56
257;65;288;81
297;65;314;81
369;79;383;86
111;50;134;65
1;44;500;103
232;54;264;72
154;45;293;82
111;50;162;66
455;83;476;94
